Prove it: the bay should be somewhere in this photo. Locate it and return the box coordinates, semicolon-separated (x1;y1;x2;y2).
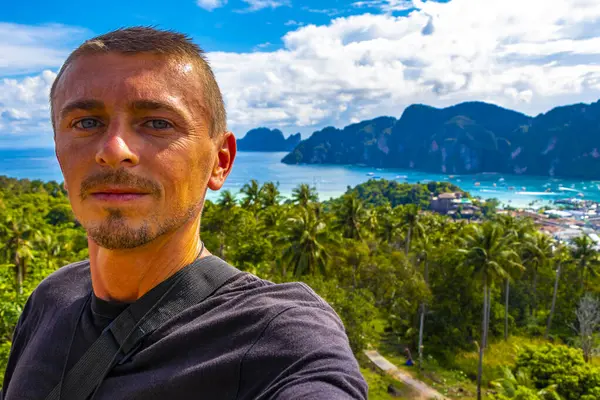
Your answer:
1;148;600;207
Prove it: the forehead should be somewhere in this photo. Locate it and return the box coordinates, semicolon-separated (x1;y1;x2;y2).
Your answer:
53;53;205;114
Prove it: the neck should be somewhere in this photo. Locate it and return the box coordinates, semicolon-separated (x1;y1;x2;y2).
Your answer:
88;217;209;303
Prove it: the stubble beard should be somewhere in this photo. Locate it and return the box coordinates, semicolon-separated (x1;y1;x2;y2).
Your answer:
86;203;201;250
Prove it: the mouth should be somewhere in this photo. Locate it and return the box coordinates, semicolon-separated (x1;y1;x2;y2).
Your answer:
89;187;151;202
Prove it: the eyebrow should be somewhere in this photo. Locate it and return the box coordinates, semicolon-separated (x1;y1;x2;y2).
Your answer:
59;99;105;121
130;100;184;117
58;99;187;121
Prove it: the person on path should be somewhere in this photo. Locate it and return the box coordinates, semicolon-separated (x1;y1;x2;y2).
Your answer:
1;27;367;400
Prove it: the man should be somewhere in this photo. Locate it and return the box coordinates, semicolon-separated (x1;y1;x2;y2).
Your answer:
1;27;367;399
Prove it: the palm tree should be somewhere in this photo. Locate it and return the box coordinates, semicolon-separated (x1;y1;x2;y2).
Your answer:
259;182;282;208
376;204;402;245
291;183;318;208
496;215;535;337
0;212;38;294
240;179;261;209
334;193;367;241
545;244;569;339
259;204;286;231
401;204;422;255
279;208;330;277
458;222;522;400
571;235;600;292
36;233;64;273
522;232;555;317
414;231;435;370
217;190;237;209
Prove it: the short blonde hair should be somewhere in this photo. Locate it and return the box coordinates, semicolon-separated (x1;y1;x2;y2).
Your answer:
50;26;226;137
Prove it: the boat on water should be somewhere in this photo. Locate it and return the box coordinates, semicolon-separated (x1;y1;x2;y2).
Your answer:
493;183;497;187
521;186;527;191
366;172;375;176
395;175;408;179
499;178;505;182
508;186;516;191
475;182;481;187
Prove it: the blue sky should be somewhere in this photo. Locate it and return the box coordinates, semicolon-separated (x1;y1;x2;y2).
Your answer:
1;0;425;57
1;0;600;148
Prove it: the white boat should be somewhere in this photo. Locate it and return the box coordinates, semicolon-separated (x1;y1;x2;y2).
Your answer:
366;172;375;176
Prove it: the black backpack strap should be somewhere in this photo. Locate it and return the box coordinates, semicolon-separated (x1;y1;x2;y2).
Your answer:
44;256;242;400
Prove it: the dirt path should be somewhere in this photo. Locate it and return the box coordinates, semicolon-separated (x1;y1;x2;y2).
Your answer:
364;349;450;400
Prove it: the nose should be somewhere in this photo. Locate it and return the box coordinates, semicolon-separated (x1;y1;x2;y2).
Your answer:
95;122;140;169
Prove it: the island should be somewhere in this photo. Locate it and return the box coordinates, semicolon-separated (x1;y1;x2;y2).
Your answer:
236;127;301;152
280;99;600;179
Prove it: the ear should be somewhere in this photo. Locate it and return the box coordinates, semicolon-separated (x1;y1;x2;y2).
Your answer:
207;131;236;191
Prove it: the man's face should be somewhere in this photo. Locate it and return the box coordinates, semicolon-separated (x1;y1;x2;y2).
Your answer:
53;53;233;249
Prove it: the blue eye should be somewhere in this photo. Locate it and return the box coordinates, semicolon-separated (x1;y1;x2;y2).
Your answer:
75;118;102;129
145;120;172;129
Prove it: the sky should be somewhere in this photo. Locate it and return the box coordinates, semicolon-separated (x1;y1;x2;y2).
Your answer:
1;0;600;148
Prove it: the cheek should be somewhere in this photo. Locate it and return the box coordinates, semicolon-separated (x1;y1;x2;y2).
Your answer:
156;145;212;203
56;148;79;195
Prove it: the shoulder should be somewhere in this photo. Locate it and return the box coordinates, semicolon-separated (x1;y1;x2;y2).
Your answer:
224;273;367;399
217;271;344;329
30;259;91;307
224;271;332;306
4;260;91;377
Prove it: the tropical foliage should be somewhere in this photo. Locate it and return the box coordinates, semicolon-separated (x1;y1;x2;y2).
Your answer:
1;176;600;399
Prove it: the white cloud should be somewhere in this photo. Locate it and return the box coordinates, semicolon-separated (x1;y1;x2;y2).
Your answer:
209;0;600;134
352;0;414;12
0;70;56;148
196;0;227;11
253;42;273;51
0;23;88;76
237;0;290;12
302;7;342;16
3;0;600;145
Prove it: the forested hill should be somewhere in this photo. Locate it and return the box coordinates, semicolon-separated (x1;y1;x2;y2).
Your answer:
281;99;600;179
236;128;301;151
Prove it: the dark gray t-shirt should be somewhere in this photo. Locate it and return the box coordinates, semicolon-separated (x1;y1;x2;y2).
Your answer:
1;257;367;399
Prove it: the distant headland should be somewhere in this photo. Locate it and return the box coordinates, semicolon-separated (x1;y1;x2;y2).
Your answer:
270;99;600;180
236;128;301;152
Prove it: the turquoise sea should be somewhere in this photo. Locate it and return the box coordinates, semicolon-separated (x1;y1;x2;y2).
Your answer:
2;148;600;207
